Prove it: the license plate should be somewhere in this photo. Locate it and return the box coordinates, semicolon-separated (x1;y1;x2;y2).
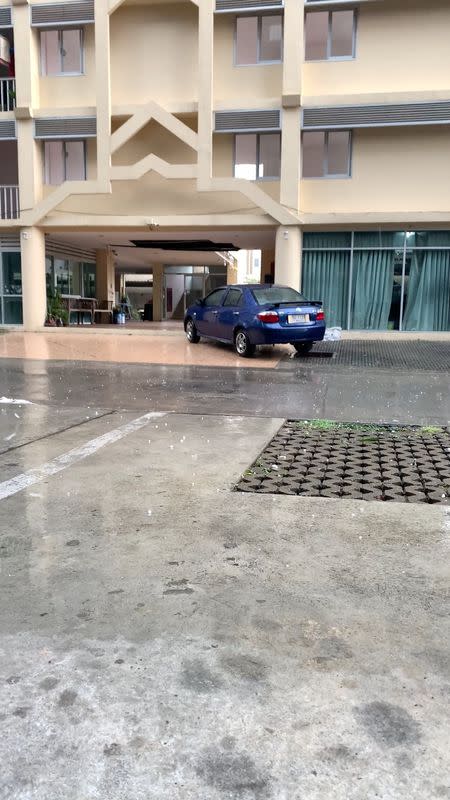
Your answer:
288;314;309;324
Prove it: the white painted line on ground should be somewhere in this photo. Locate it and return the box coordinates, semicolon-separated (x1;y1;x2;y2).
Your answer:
0;397;33;405
0;411;166;502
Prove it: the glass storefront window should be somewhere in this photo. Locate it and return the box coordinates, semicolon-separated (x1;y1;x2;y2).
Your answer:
303;232;352;249
2;253;22;295
302;230;450;331
302;249;351;328
3;296;23;324
0;251;23;325
353;231;405;249
82;263;96;298
50;257;85;296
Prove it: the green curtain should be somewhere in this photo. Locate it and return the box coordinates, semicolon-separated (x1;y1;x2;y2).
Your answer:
303;232;351;249
302;250;350;328
403;250;450;331
351;249;395;330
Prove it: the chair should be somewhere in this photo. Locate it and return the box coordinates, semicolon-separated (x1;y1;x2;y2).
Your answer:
94;300;113;324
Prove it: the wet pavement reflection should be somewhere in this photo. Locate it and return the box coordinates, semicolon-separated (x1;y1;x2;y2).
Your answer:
1;356;449;426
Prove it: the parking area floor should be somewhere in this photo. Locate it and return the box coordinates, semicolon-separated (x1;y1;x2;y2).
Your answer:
0;349;449;799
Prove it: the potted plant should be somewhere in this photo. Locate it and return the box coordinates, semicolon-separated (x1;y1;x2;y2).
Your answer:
46;291;69;327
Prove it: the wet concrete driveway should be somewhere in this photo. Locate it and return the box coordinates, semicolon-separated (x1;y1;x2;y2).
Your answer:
0;359;449;799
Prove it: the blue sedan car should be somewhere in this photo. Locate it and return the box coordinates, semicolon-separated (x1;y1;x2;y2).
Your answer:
184;284;325;358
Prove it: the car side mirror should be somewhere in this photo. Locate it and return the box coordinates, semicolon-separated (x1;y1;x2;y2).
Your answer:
198;298;205;306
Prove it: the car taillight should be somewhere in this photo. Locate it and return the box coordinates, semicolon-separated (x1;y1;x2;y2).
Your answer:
257;311;279;323
316;310;325;321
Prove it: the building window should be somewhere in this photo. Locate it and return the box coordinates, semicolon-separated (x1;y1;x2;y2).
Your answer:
302;231;450;332
305;10;355;61
40;28;84;76
235;15;283;65
0;251;22;324
46;256;96;298
44;140;86;185
234;133;281;180
302;131;351;178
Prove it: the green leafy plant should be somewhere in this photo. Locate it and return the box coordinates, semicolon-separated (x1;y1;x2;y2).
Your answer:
46;291;69;326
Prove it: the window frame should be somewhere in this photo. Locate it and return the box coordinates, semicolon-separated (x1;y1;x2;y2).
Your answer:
40;27;85;77
302;130;352;180
43;139;87;185
304;9;357;63
233;132;281;181
234;13;283;67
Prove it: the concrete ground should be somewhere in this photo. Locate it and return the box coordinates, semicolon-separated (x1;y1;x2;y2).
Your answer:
0;351;449;799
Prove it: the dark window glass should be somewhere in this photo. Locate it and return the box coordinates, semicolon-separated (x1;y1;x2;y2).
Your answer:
330;11;354;58
305;10;355;61
235;16;258;65
305;12;328;60
302;131;351;178
258;133;281;179
302;131;325;178
224;288;243;307
327;131;351;175
252;287;306;305
2;252;22;295
260;15;282;62
204;288;227;307
234;134;257;180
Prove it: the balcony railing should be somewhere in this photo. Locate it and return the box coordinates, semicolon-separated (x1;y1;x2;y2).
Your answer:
0;186;20;219
0;78;16;112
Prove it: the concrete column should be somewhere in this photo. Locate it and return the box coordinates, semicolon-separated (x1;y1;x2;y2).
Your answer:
227;260;238;285
274;226;302;289
280;0;304;212
94;0;111;184
197;0;214;185
13;3;43;213
151;264;164;322
95;249;115;304
21;227;46;329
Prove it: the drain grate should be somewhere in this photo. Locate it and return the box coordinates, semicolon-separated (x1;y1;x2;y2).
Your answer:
236;421;450;504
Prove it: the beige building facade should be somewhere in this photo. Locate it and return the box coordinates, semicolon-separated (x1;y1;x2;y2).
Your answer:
0;0;449;330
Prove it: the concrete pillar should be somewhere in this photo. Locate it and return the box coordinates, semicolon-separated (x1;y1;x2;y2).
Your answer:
21;227;46;329
197;0;214;185
274;226;302;289
227;259;238;285
280;0;304;212
151;264;164;322
95;249;115;304
13;3;43;212
94;0;111;184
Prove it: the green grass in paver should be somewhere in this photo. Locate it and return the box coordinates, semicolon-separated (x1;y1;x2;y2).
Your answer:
236;419;450;505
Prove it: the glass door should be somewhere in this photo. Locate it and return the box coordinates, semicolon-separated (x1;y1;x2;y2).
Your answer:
184;272;204;313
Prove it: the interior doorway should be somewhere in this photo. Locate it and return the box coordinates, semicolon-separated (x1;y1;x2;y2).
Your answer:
163;265;227;320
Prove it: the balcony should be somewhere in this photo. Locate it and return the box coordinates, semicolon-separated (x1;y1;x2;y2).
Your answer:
0;77;15;112
0;186;19;219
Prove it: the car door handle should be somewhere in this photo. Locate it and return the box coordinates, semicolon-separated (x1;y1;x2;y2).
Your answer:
212;310;219;315
233;311;239;316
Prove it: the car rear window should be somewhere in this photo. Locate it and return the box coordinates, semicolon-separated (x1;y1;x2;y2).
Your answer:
252;287;306;305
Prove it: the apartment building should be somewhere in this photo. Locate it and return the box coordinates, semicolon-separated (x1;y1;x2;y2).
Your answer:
0;0;449;331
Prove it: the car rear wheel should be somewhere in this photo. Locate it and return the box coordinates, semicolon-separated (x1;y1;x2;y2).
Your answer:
185;318;200;343
292;341;313;355
234;329;255;358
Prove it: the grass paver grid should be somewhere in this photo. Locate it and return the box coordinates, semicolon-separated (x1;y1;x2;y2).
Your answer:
296;340;450;371
236;420;450;504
